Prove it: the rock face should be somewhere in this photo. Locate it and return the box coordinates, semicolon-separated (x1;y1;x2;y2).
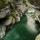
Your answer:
28;0;40;10
0;0;40;39
28;0;40;6
0;0;27;39
0;25;6;39
0;5;11;18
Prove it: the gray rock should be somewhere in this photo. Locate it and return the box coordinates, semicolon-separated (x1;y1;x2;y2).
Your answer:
0;25;6;39
0;5;11;18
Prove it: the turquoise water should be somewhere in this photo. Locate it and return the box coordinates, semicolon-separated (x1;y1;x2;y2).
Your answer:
4;16;36;40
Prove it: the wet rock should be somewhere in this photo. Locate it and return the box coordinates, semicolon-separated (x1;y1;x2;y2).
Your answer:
0;25;6;39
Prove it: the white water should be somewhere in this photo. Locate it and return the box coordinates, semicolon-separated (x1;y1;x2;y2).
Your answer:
26;14;38;33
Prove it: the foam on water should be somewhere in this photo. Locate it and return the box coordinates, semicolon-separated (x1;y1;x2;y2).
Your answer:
26;14;38;33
